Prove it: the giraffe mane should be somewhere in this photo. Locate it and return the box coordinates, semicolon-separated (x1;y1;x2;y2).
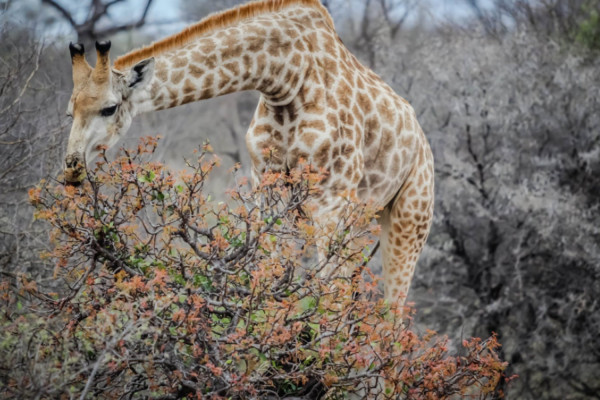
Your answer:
113;0;334;71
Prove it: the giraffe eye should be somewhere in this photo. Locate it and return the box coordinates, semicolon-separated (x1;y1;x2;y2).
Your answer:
100;105;118;117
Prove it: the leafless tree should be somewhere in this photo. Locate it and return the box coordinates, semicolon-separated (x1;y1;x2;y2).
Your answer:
41;0;155;43
376;24;600;399
343;0;418;67
0;25;69;280
464;0;597;39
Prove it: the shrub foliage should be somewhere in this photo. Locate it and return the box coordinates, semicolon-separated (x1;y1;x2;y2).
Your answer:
1;138;508;399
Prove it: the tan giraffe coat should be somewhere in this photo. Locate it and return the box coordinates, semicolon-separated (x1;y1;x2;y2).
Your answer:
65;0;434;303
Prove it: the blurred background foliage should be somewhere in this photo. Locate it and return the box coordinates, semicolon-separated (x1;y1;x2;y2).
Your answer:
0;0;599;398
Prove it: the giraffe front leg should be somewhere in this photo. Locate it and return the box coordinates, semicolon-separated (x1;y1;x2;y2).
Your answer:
380;163;434;307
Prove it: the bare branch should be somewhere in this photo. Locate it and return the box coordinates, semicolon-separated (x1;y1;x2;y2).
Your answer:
0;44;42;115
41;0;78;30
96;0;154;37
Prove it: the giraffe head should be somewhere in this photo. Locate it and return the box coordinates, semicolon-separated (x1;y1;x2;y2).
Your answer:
64;41;154;185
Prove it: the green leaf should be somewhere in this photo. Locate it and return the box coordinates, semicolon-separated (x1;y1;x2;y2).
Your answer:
230;236;244;248
299;297;317;312
172;273;186;286
138;170;156;183
194;274;212;291
308;323;320;336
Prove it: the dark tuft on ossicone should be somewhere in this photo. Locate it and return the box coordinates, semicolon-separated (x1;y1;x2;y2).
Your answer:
69;42;84;58
95;40;112;54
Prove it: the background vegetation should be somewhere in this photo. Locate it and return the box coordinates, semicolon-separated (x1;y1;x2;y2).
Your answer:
1;0;599;398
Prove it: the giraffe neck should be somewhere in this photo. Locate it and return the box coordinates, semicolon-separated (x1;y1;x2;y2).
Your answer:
130;13;315;117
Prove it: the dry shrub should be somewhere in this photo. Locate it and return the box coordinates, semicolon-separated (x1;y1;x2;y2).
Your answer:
1;138;509;399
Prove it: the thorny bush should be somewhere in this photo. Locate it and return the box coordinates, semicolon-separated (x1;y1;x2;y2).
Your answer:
1;137;510;399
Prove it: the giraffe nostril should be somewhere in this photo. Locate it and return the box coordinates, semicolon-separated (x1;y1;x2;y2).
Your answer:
65;152;83;169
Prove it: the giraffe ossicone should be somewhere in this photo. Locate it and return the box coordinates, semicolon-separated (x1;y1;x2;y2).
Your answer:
63;0;434;305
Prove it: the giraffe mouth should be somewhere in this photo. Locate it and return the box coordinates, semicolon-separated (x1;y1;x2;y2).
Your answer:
64;167;86;186
64;152;86;185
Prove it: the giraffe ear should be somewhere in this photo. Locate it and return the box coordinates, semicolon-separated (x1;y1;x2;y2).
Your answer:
127;58;154;90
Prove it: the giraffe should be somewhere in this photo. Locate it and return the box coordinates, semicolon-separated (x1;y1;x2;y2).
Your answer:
63;0;434;305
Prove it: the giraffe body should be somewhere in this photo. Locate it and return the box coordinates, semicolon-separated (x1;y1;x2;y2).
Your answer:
64;0;434;304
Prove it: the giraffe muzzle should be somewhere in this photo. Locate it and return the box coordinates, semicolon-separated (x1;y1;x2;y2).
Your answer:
64;152;86;186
